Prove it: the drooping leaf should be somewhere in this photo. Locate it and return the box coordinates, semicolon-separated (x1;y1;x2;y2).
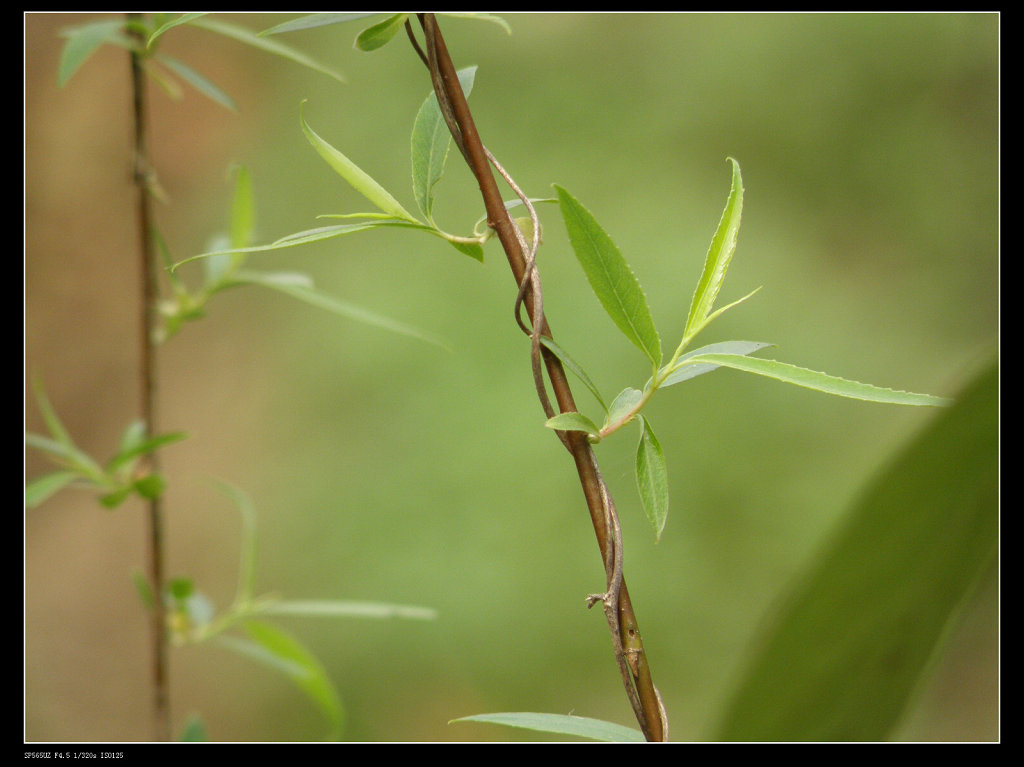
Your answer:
232;269;451;350
25;471;77;509
153;53;237;111
660;340;773;388
354;13;409;52
714;360;997;741
106;430;188;473
301;107;419;223
411;66;477;221
635;416;669;540
544;411;602;441
555;186;661;366
188;16;345;83
684;353;950;407
451;712;645;743
683;158;744;341
57;19;130;86
231;620;345;739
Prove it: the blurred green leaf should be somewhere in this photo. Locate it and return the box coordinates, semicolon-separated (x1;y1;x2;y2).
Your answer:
189;16;345;83
107;430;188;474
714;360;997;741
179;713;208;742
452;712;646;742
635;416;669;540
682;157;744;343
146;13;207;48
57;19;130;86
25;471;77;509
411;66;477;222
232;269;452;350
685;354;950;406
555;185;661;367
234;620;345;739
354;13;409;52
153;53;237;111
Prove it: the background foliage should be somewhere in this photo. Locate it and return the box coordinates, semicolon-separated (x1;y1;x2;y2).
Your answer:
25;13;997;741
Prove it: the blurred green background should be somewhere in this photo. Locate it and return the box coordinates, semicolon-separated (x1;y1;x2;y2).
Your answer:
25;13;997;741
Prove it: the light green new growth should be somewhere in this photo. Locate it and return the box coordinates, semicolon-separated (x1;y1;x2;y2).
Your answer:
552;158;948;540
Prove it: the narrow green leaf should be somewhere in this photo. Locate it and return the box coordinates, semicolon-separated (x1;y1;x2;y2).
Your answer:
544;412;602;441
107;430;188;473
189;16;345;83
233;269;451;350
555;185;661;366
635;416;669;540
25;433;107;485
146;13;207;48
684;158;744;340
261;14;381;36
452;712;646;743
686;354;950;406
539;336;608;412
714;360;997;741
301;106;419;223
411;66;477;221
154;53;237;111
660;340;773;388
25;471;77;508
57;20;130;87
263;600;437;620
236;620;344;738
132;473;167;500
354;13;409;52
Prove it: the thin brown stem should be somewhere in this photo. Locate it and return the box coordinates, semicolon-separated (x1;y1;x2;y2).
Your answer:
127;13;170;742
413;14;666;741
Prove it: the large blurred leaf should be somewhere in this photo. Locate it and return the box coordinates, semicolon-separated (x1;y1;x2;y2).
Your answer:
713;359;997;741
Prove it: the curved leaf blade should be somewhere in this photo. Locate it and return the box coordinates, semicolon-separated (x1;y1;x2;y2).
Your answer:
660;340;773;387
263;600;437;620
57;19;130;86
301;108;419;223
714;360;997;741
684;157;744;340
261;14;381;36
233;269;451;350
189;16;345;83
554;185;661;366
354;13;409;52
452;712;646;742
687;354;950;406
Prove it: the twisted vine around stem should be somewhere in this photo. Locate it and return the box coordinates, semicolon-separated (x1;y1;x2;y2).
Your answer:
409;14;667;741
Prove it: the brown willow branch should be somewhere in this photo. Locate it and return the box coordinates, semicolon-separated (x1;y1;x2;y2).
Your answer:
413;14;667;741
127;13;171;742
